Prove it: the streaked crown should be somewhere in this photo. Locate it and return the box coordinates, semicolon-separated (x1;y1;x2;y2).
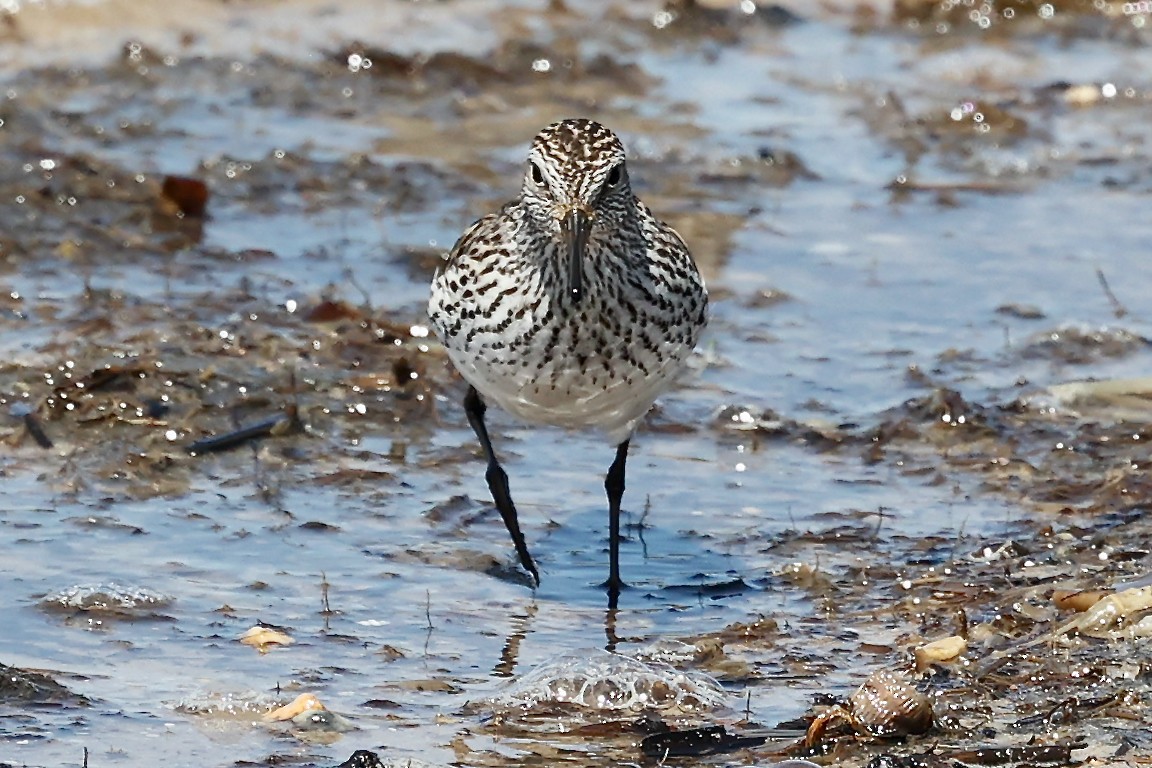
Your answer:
520;118;633;232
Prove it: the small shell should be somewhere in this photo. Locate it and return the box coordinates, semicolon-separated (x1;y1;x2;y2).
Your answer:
262;693;326;722
848;670;933;737
1061;83;1106;107
240;625;295;653
913;635;967;671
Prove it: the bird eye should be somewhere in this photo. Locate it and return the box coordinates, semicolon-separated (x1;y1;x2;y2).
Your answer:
530;162;545;185
606;164;622;188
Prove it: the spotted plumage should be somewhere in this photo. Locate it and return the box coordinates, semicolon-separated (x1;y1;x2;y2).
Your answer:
427;118;708;606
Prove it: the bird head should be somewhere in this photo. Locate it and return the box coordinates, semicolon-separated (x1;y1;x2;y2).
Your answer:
520;118;631;303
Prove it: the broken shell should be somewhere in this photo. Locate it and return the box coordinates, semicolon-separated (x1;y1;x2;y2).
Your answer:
914;635;967;671
1053;589;1110;613
1056;585;1152;638
240;625;295;653
262;692;326;722
848;669;933;737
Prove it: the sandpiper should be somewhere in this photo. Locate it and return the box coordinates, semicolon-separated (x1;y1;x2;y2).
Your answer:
427;118;708;606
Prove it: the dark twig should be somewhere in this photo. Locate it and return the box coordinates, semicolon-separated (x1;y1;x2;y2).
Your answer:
640;725;804;758
320;572;333;615
9;403;52;448
1096;267;1128;319
185;404;303;454
22;411;53;449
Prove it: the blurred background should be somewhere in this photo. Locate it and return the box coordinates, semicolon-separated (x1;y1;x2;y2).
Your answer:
2;1;1152;766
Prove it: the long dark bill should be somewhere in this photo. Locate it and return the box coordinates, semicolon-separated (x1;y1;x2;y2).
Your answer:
562;209;592;302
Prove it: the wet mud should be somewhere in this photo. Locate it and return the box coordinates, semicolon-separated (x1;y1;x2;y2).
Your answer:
2;1;1152;767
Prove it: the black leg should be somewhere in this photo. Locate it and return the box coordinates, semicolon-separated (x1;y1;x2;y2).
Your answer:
463;386;540;586
603;439;630;609
604;606;621;653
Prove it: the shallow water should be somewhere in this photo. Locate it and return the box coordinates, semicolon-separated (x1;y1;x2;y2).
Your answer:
2;1;1152;767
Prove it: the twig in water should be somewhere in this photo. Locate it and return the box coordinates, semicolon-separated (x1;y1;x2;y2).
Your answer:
872;505;891;538
1096;267;1129;318
422;589;435;658
630;493;652;559
343;266;375;313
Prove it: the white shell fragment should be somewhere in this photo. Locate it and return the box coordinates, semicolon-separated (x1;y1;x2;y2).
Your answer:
486;648;728;714
263;693;326;722
239;625;295;653
914;635;967;671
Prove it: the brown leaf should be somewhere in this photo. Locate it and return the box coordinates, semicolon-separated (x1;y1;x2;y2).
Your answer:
161;176;209;217
305;300;364;323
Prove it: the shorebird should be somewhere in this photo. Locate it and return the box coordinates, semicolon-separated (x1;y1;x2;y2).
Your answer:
427;118;707;606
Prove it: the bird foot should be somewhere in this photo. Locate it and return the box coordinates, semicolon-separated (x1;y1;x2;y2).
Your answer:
598;577;629;591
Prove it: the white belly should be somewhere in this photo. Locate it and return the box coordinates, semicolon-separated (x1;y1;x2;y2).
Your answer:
446;339;692;445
